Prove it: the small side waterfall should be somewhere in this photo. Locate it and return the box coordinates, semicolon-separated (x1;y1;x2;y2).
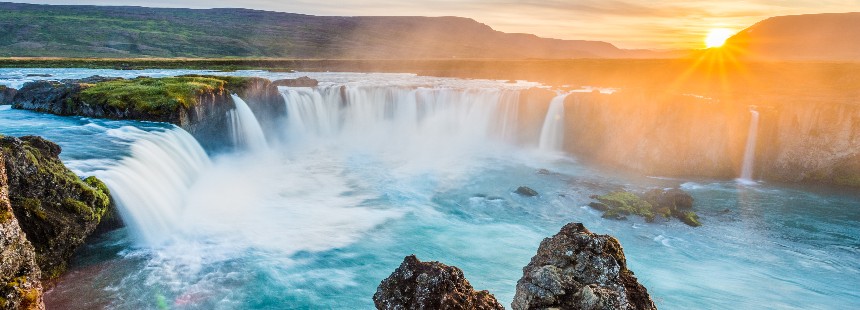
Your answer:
739;108;760;181
228;94;268;151
97;128;211;246
538;93;569;152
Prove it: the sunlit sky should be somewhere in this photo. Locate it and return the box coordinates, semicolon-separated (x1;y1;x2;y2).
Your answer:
16;0;860;49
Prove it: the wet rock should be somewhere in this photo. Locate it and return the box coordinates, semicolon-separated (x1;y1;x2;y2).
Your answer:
0;136;112;279
11;76;121;115
588;202;609;211
537;169;551;175
642;189;700;226
0;152;45;310
271;76;319;87
0;85;16;105
512;223;656;310
589;189;702;226
374;255;504;310
516;186;539;197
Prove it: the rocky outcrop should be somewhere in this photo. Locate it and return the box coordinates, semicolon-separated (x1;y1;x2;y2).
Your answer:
373;255;505;310
11;75;286;151
272;76;319;87
0;85;16;105
10;76;120;115
0;136;112;279
0;152;45;310
512;223;656;310
588;189;700;227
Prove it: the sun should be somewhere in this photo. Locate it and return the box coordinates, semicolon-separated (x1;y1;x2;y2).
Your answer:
705;28;734;48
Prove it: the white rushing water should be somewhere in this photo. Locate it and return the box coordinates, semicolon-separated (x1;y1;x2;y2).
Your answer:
2;70;856;310
739;108;760;182
278;86;522;149
538;93;569;152
228;94;268;151
96;127;212;246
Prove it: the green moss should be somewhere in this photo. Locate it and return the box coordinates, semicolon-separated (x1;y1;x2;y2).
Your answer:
592;190;702;226
61;198;94;219
17;197;47;221
83;176;111;209
595;191;655;222
678;211;702;227
79;75;252;117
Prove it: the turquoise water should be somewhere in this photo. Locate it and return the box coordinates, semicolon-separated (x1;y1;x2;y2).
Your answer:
1;69;859;309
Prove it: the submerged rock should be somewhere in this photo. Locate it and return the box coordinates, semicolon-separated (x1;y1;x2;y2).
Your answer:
0;152;45;310
516;186;539;197
0;135;112;279
373;255;504;310
271;76;319;87
512;223;656;310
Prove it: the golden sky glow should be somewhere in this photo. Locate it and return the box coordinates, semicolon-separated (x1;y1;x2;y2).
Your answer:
705;29;734;48
18;0;860;49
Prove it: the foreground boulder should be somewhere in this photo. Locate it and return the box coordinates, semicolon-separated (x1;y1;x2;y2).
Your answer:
373;255;504;310
0;85;16;105
512;223;656;310
0;135;112;279
0;152;45;310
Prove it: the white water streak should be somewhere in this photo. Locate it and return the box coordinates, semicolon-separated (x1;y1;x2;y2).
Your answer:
538;93;569;152
97;128;211;246
228;94;268;151
740;108;760;181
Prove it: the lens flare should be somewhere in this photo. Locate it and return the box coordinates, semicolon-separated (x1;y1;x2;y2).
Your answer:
705;28;734;48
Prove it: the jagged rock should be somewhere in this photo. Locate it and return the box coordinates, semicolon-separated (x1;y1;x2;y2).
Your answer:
373;255;504;310
271;76;319;87
0;85;16;105
512;223;656;310
516;186;539;197
0;135;112;279
0;151;45;310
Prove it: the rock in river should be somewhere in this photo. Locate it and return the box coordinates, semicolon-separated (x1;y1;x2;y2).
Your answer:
512;223;656;310
373;255;505;310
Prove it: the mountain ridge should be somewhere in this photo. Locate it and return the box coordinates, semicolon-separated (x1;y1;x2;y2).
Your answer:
724;12;860;61
0;2;653;59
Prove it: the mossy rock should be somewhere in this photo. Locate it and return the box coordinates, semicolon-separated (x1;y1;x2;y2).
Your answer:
1;135;114;279
589;189;701;227
677;211;702;227
79;75;254;117
593;191;655;222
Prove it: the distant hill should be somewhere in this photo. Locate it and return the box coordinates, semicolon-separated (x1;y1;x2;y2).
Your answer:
0;2;667;59
724;12;860;61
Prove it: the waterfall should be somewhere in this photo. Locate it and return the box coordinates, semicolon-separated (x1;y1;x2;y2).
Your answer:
739;108;760;182
228;94;268;151
96;128;212;246
538;93;569;152
278;86;521;145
